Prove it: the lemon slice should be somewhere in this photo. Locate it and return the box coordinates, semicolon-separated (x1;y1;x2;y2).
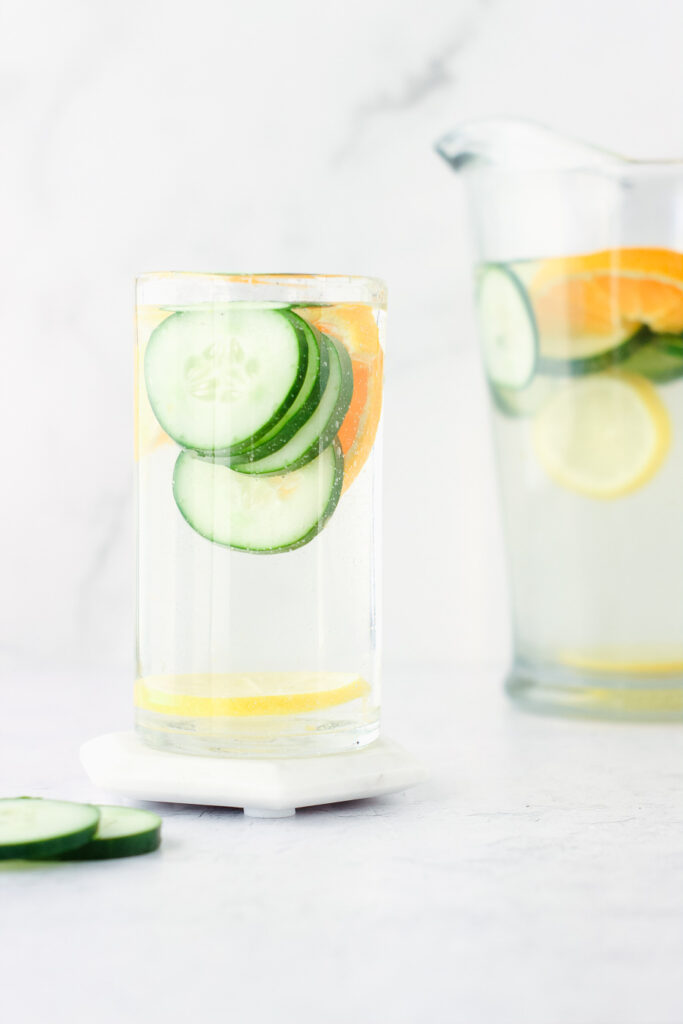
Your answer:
532;371;671;498
556;649;683;713
560;650;683;676
579;686;683;714
135;673;370;718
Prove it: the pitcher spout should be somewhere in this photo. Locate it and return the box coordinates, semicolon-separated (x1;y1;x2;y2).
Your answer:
435;118;620;175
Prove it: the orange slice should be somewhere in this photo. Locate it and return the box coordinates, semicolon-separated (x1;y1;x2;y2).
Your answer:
530;248;683;358
296;304;383;492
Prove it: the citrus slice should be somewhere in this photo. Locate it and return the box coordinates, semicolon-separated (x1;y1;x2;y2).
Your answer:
135;307;174;461
529;248;683;365
135;672;371;717
532;371;671;498
575;686;683;714
560;649;683;676
296;304;383;492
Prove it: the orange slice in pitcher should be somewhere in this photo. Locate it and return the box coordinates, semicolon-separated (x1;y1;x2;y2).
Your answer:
530;248;683;362
296;304;383;492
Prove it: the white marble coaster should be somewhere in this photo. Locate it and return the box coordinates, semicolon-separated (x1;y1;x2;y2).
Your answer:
80;732;428;817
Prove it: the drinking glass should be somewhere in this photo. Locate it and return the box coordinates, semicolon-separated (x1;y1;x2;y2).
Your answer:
135;273;385;754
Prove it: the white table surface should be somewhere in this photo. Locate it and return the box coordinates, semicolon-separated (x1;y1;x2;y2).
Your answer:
2;664;682;1024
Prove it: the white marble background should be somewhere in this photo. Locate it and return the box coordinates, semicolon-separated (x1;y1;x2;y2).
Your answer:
3;0;683;674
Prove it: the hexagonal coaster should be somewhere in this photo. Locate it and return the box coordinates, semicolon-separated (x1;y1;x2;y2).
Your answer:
80;732;428;817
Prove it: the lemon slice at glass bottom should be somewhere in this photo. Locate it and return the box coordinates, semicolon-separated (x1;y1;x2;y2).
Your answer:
560;650;683;676
532;371;671;498
558;650;683;712
581;686;683;714
135;673;370;718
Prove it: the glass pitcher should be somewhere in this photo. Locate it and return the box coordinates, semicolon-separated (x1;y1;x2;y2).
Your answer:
437;119;683;719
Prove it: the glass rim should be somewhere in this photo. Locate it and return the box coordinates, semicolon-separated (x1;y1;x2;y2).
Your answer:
135;271;387;308
138;269;385;289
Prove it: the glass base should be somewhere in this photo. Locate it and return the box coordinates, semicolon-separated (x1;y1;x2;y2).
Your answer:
506;659;683;721
135;708;381;758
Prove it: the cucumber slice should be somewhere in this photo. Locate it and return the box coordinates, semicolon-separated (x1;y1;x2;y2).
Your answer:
57;805;161;860
663;334;683;355
144;307;308;453
0;798;99;860
476;264;538;390
537;325;646;376
620;331;683;383
232;335;353;475
228;315;329;461
173;441;344;553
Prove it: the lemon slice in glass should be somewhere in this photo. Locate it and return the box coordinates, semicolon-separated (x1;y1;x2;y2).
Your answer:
135;673;370;718
532;371;671;498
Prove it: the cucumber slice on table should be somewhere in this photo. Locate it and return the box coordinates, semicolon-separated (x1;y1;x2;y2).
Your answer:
232;335;353;475
58;806;161;861
0;798;99;860
173;441;344;552
144;307;308;453
476;264;538;390
228;315;330;462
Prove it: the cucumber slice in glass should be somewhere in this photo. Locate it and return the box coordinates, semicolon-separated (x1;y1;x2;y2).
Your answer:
173;440;344;553
476;264;538;390
232;334;353;475
0;798;99;860
144;307;308;453
227;315;329;462
57;806;161;860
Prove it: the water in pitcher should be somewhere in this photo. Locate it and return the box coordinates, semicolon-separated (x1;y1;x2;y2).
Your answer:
476;249;683;711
